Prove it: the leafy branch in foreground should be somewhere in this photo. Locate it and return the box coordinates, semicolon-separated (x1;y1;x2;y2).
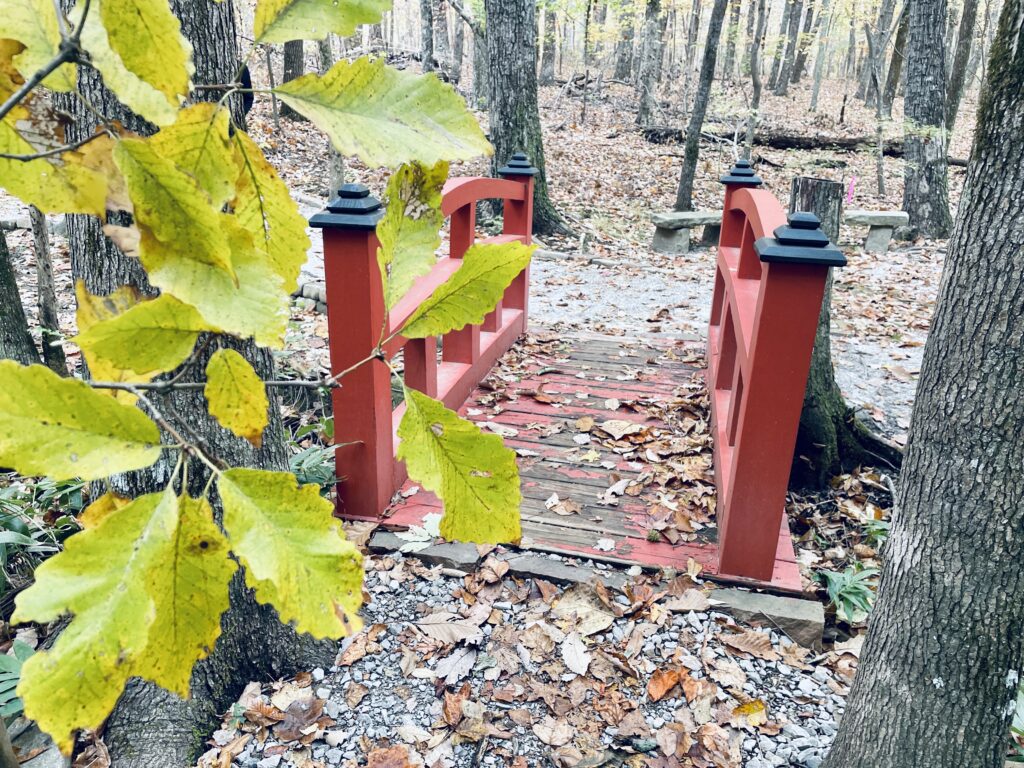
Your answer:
0;0;531;752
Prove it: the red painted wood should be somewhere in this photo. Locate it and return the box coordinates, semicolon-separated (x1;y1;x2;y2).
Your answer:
709;186;831;581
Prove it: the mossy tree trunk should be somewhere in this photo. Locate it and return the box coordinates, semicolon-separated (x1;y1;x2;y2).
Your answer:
822;0;1024;762
789;177;902;489
59;2;333;765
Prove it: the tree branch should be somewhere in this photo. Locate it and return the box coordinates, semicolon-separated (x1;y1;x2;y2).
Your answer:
0;131;104;161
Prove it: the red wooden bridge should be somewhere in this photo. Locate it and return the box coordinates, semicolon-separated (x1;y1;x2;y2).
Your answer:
311;157;844;594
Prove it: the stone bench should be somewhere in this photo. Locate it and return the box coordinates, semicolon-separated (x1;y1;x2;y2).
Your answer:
651;211;722;255
843;210;909;253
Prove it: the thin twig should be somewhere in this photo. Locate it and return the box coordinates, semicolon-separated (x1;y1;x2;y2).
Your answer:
0;48;75;122
0;131;104;161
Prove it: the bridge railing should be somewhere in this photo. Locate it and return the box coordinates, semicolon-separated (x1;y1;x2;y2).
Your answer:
708;160;846;581
311;154;538;518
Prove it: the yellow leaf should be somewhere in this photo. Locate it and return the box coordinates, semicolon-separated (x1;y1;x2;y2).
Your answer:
731;699;768;727
115;136;234;276
219;469;364;638
275;57;492;168
254;0;391;43
151;103;236;209
73;293;211;376
78;491;132;529
397;387;522;545
140;217;290;347
73;2;179;126
232;130;310;293
97;0;193;109
74;281;152;403
13;489;234;752
0;361;161;481
0;0;77;91
204;349;269;447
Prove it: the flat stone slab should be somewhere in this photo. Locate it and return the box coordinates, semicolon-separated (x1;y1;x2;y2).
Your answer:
712;587;825;650
843;209;909;227
369;531;483;571
504;553;628;592
652;211;723;230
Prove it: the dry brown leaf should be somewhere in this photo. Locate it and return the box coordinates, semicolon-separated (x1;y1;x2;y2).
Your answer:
533;715;574;746
367;745;415;768
647;668;681;702
345;682;369;709
443;682;472;726
661;589;711;612
720;630;780;661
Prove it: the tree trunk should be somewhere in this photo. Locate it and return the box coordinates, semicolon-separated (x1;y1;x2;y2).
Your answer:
451;14;465;84
614;8;636;79
773;0;804;93
674;0;730;211
791;0;817;81
539;6;557;85
790;177;902;489
280;39;305;120
768;0;794;87
682;0;704;103
809;0;835;109
433;0;452;72
0;231;39;366
881;4;908;117
742;0;758;72
28;207;67;375
317;36;345;195
862;0;898;103
484;0;567;235
723;0;744;79
420;0;435;71
635;0;665;126
945;0;979;131
59;2;334;764
822;0;1024;763
901;0;954;237
745;0;769;154
471;25;488;108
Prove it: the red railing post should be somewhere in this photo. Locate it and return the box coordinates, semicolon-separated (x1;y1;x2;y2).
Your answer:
497;152;537;331
709;164;846;581
310;184;395;518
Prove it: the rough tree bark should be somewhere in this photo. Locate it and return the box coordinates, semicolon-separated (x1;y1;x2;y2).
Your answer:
28;207;67;375
0;231;39;366
483;0;567;235
614;7;636;79
862;0;899;103
790;0;816;81
745;0;769;155
881;4;908;117
901;0;954;236
789;177;902;489
674;0;730;211
449;0;485;104
723;0;744;79
420;0;435;71
809;0;835;110
433;0;452;71
773;0;804;94
768;0;794;88
636;0;666;126
451;13;465;84
822;0;1024;764
539;5;557;85
945;0;980;131
59;2;334;764
280;39;305;120
317;36;345;194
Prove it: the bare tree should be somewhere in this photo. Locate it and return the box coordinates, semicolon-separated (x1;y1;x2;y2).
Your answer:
945;0;980;131
635;0;667;126
539;4;557;85
0;231;39;366
279;40;304;120
881;5;908;117
28;207;66;375
420;0;436;71
745;0;769;154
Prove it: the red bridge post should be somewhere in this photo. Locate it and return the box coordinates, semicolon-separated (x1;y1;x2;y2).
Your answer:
310;185;392;518
709;161;847;581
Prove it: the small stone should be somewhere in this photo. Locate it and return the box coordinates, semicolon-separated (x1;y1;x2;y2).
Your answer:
257;756;283;768
312;667;326;682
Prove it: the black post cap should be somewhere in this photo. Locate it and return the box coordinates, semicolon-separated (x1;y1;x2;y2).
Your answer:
310;184;384;230
720;158;763;187
498;152;540;177
754;212;847;267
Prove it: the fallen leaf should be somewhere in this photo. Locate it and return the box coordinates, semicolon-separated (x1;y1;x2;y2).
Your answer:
647;668;681;702
721;630;780;662
533;715;574;746
561;632;592;675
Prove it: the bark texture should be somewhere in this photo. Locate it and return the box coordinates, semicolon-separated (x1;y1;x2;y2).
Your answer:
768;0;794;87
745;0;768;155
791;0;816;81
614;9;636;80
484;0;566;235
945;0;980;131
280;39;305;120
723;0;744;78
773;0;804;93
789;177;902;489
420;0;435;71
674;0;729;211
0;231;39;366
901;0;954;236
59;2;334;764
635;0;665;126
881;6;908;117
432;0;452;71
822;1;1024;764
539;6;557;85
29;207;67;375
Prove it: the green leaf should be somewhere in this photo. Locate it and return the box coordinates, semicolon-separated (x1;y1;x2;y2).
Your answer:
0;361;161;481
275;57;492;168
204;349;269;447
97;0;192;112
399;242;534;339
377;161;447;310
73;293;210;376
219;469;364;638
115;136;234;276
12;489;235;752
0;0;76;91
397;387;522;545
232;130;310;294
140;216;290;348
151;103;236;209
254;0;392;43
72;3;180;126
